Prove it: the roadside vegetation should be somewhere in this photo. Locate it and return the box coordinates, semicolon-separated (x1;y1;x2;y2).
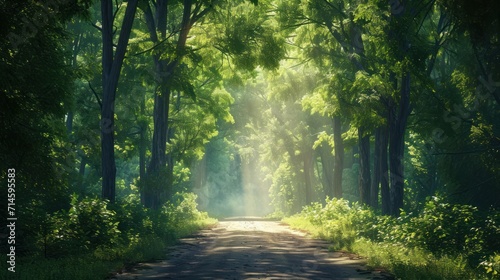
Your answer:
1;192;216;280
284;197;500;280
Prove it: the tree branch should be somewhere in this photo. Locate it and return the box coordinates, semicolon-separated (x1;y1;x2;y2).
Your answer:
191;3;213;25
88;81;102;109
131;37;169;56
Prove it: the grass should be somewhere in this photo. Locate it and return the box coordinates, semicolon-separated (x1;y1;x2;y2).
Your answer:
283;215;486;280
1;217;217;280
282;215;323;237
2;255;122;280
352;239;476;280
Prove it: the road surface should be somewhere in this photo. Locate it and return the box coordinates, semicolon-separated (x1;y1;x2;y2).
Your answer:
112;217;393;280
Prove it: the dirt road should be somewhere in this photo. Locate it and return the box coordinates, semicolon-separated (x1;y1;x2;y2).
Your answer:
112;217;392;280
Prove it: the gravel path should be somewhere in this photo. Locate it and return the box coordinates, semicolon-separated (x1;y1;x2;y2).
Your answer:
112;217;393;280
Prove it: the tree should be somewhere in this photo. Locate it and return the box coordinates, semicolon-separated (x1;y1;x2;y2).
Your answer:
0;0;92;247
137;0;216;208
100;0;139;203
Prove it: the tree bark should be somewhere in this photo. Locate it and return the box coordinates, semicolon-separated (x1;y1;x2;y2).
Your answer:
303;146;314;205
333;116;344;199
66;111;73;135
148;91;169;163
319;143;334;199
144;89;170;209
389;72;411;216
100;0;139;203
358;127;371;205
380;124;390;215
78;155;87;194
371;127;381;209
141;0;194;209
139;95;147;204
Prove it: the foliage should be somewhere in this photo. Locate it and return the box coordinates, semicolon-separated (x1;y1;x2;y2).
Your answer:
0;0;94;251
269;161;297;216
286;196;500;279
41;195;120;256
480;254;500;279
6;192;215;279
0;255;121;280
352;239;478;280
299;198;377;250
401;197;482;260
153;192;214;239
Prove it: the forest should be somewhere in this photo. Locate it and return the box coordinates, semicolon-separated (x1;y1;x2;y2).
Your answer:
1;0;499;279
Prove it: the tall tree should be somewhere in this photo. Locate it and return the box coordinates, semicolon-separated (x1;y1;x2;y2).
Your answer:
138;0;215;208
100;0;139;203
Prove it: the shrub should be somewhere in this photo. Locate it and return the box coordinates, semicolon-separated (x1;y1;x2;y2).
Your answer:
483;209;500;256
402;196;484;265
480;253;500;279
111;195;154;243
145;192;212;240
19;191;216;280
41;195;120;256
287;196;500;279
301;198;379;250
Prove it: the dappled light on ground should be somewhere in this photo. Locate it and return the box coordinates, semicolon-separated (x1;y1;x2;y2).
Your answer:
112;218;392;279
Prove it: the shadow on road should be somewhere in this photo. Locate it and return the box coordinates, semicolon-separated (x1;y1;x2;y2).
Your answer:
112;219;394;280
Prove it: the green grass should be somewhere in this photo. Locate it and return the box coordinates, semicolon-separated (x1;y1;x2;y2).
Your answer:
352;239;476;280
283;215;323;237
283;214;357;251
2;255;122;280
1;217;217;280
283;215;488;280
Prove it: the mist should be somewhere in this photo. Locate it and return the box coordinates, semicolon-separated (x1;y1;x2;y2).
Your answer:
192;135;273;218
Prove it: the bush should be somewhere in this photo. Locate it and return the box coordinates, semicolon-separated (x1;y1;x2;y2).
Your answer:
152;192;211;240
287;196;500;279
41;195;120;256
483;209;500;256
480;253;500;279
411;197;481;256
301;198;378;250
15;191;216;280
111;195;154;243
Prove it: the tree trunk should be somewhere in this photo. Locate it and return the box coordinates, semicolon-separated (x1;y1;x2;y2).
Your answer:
139;96;147;204
333;116;344;199
78;155;87;195
319;143;334;199
165;105;176;200
303;148;314;205
358;127;371;205
380;124;390;215
389;72;411;216
371;127;381;209
193;155;207;191
141;0;194;209
66;111;73;135
100;0;138;204
144;88;170;209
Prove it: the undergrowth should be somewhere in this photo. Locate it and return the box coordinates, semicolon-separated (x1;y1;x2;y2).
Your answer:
283;196;500;280
1;192;216;280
